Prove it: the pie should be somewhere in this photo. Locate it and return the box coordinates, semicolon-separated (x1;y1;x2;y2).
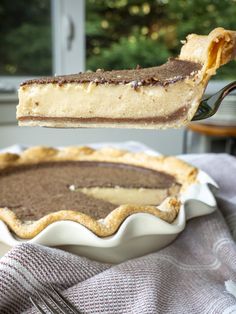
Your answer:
0;146;197;239
17;27;236;129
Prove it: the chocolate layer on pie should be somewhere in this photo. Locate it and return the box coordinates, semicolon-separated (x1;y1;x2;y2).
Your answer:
18;106;187;124
0;161;179;221
20;59;201;87
17;28;236;129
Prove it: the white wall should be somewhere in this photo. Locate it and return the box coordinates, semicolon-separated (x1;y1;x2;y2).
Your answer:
0;125;184;155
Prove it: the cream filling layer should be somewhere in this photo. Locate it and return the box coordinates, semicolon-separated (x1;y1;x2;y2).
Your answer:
76;185;180;206
17;79;204;120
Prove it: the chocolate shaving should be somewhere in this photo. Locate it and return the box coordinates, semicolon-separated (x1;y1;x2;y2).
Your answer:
21;58;202;87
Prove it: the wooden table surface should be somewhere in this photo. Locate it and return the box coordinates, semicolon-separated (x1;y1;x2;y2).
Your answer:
188;123;236;137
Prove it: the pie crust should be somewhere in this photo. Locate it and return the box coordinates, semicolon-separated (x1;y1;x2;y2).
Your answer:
17;27;236;129
0;147;198;239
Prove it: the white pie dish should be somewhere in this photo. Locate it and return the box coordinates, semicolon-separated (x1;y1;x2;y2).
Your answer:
0;167;217;263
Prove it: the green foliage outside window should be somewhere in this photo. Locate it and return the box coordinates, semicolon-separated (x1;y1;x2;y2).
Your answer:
0;0;235;79
86;0;236;79
0;0;51;76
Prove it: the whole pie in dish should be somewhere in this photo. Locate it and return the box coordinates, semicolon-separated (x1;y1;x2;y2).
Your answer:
17;27;236;129
0;147;197;239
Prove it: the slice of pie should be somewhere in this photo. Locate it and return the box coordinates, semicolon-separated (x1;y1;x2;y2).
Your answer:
0;147;197;239
17;27;236;129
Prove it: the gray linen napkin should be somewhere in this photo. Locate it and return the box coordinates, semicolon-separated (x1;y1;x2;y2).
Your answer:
1;153;236;314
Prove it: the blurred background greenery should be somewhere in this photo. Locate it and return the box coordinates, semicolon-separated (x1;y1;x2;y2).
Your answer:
86;0;236;78
0;0;236;78
0;0;52;75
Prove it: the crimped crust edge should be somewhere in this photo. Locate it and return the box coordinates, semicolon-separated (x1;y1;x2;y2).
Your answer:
0;146;197;239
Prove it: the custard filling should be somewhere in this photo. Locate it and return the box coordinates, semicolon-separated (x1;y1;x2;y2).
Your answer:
0;161;180;221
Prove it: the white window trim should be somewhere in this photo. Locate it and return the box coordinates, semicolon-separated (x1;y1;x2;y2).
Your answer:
52;0;85;75
0;0;85;95
0;0;234;98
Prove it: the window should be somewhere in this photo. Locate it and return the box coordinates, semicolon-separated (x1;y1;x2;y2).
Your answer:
86;0;236;83
0;0;85;93
1;0;235;95
52;0;85;75
0;0;52;77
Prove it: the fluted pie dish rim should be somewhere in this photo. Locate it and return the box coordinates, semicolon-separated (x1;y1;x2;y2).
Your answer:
0;146;202;239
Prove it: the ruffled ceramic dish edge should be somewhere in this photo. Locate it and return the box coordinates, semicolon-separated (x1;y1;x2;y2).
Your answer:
0;146;199;239
0;166;217;248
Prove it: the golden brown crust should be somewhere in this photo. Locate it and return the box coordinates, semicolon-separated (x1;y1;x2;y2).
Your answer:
178;27;236;122
0;146;198;239
16;28;236;130
179;27;236;79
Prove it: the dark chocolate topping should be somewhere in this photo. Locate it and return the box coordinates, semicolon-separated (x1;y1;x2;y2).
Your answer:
0;161;176;221
21;58;202;87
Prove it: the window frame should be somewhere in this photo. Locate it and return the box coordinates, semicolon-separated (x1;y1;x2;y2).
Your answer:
0;1;233;98
0;0;85;96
